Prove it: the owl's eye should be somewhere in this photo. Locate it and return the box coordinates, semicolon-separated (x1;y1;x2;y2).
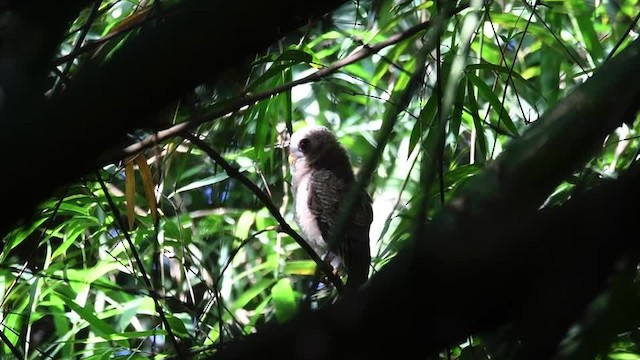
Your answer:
299;138;310;153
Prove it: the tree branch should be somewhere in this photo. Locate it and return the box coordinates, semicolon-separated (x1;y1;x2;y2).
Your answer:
0;0;352;237
181;133;344;292
205;37;640;359
95;172;185;357
101;17;442;166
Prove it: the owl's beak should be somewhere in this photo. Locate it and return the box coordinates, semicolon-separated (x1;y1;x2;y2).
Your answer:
288;154;297;165
288;147;302;165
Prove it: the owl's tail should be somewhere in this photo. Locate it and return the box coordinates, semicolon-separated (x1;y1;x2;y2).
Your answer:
344;235;371;293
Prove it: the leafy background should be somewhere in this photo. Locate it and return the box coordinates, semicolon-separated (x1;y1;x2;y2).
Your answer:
1;0;640;358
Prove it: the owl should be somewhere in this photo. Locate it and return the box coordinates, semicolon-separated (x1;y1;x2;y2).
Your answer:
288;125;373;291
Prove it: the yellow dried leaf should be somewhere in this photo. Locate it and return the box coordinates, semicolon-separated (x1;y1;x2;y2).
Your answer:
135;154;158;221
124;158;136;230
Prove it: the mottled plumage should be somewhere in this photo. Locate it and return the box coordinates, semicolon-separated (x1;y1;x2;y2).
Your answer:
288;125;373;291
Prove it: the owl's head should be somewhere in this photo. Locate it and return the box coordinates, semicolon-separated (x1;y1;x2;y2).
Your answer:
288;125;340;167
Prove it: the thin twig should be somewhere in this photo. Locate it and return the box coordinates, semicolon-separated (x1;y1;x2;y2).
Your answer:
208;228;274;345
605;10;640;62
436;9;445;206
323;9;450;289
0;324;23;359
492;1;538;158
95;172;185;357
52;12;156;67
102;18;441;166
182;133;344;292
51;0;101;93
482;9;532;124
526;1;589;75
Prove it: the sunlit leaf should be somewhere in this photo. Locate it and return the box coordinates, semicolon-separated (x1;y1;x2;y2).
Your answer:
135;154;158;221
409;93;438;155
232;278;277;311
466;79;488;161
571;3;605;62
271;278;298;323
466;72;519;137
50;221;86;259
609;353;640;360
234;211;256;240
283;260;316;275
57;293;128;347
1;217;47;258
165;313;190;339
168;166;252;197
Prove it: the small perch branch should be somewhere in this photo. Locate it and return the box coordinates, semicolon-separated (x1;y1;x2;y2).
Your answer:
182;133;344;292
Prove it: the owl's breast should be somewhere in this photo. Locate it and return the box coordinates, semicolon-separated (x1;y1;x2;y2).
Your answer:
293;174;327;256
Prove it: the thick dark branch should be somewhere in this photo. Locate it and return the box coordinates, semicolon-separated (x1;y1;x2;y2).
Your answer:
0;0;351;237
207;38;640;359
209;156;640;360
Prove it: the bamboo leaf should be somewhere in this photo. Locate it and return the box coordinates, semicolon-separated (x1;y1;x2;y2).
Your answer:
571;4;605;62
50;221;86;259
168;166;252;197
409;93;438;155
466;73;519;137
466;79;488;161
233;279;277;311
271;278;298;323
57;293;128;347
283;260;316;275
135;154;158;221
1;218;47;258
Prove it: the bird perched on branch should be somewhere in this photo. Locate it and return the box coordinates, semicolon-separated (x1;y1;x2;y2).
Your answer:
288;125;373;291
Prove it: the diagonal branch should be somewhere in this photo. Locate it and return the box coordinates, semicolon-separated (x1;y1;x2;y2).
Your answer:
52;9;157;68
207;36;640;360
95;172;185;357
0;0;354;238
102;18;442;165
51;0;102;93
181;133;344;292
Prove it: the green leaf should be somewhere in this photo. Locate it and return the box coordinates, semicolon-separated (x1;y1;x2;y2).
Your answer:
271;278;298;323
1;217;47;258
50;221;86;259
100;329;168;341
466;80;488;161
283;260;316;275
169;166;252;197
609;353;640;360
248;49;311;91
466;73;519;137
539;12;562;107
277;49;313;63
232;278;277;310
465;63;544;102
505;11;589;68
234;211;256;240
165;313;189;339
450;78;467;149
409;93;438;155
253;101;269;163
51;202;91;216
57;293;127;347
571;5;605;62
